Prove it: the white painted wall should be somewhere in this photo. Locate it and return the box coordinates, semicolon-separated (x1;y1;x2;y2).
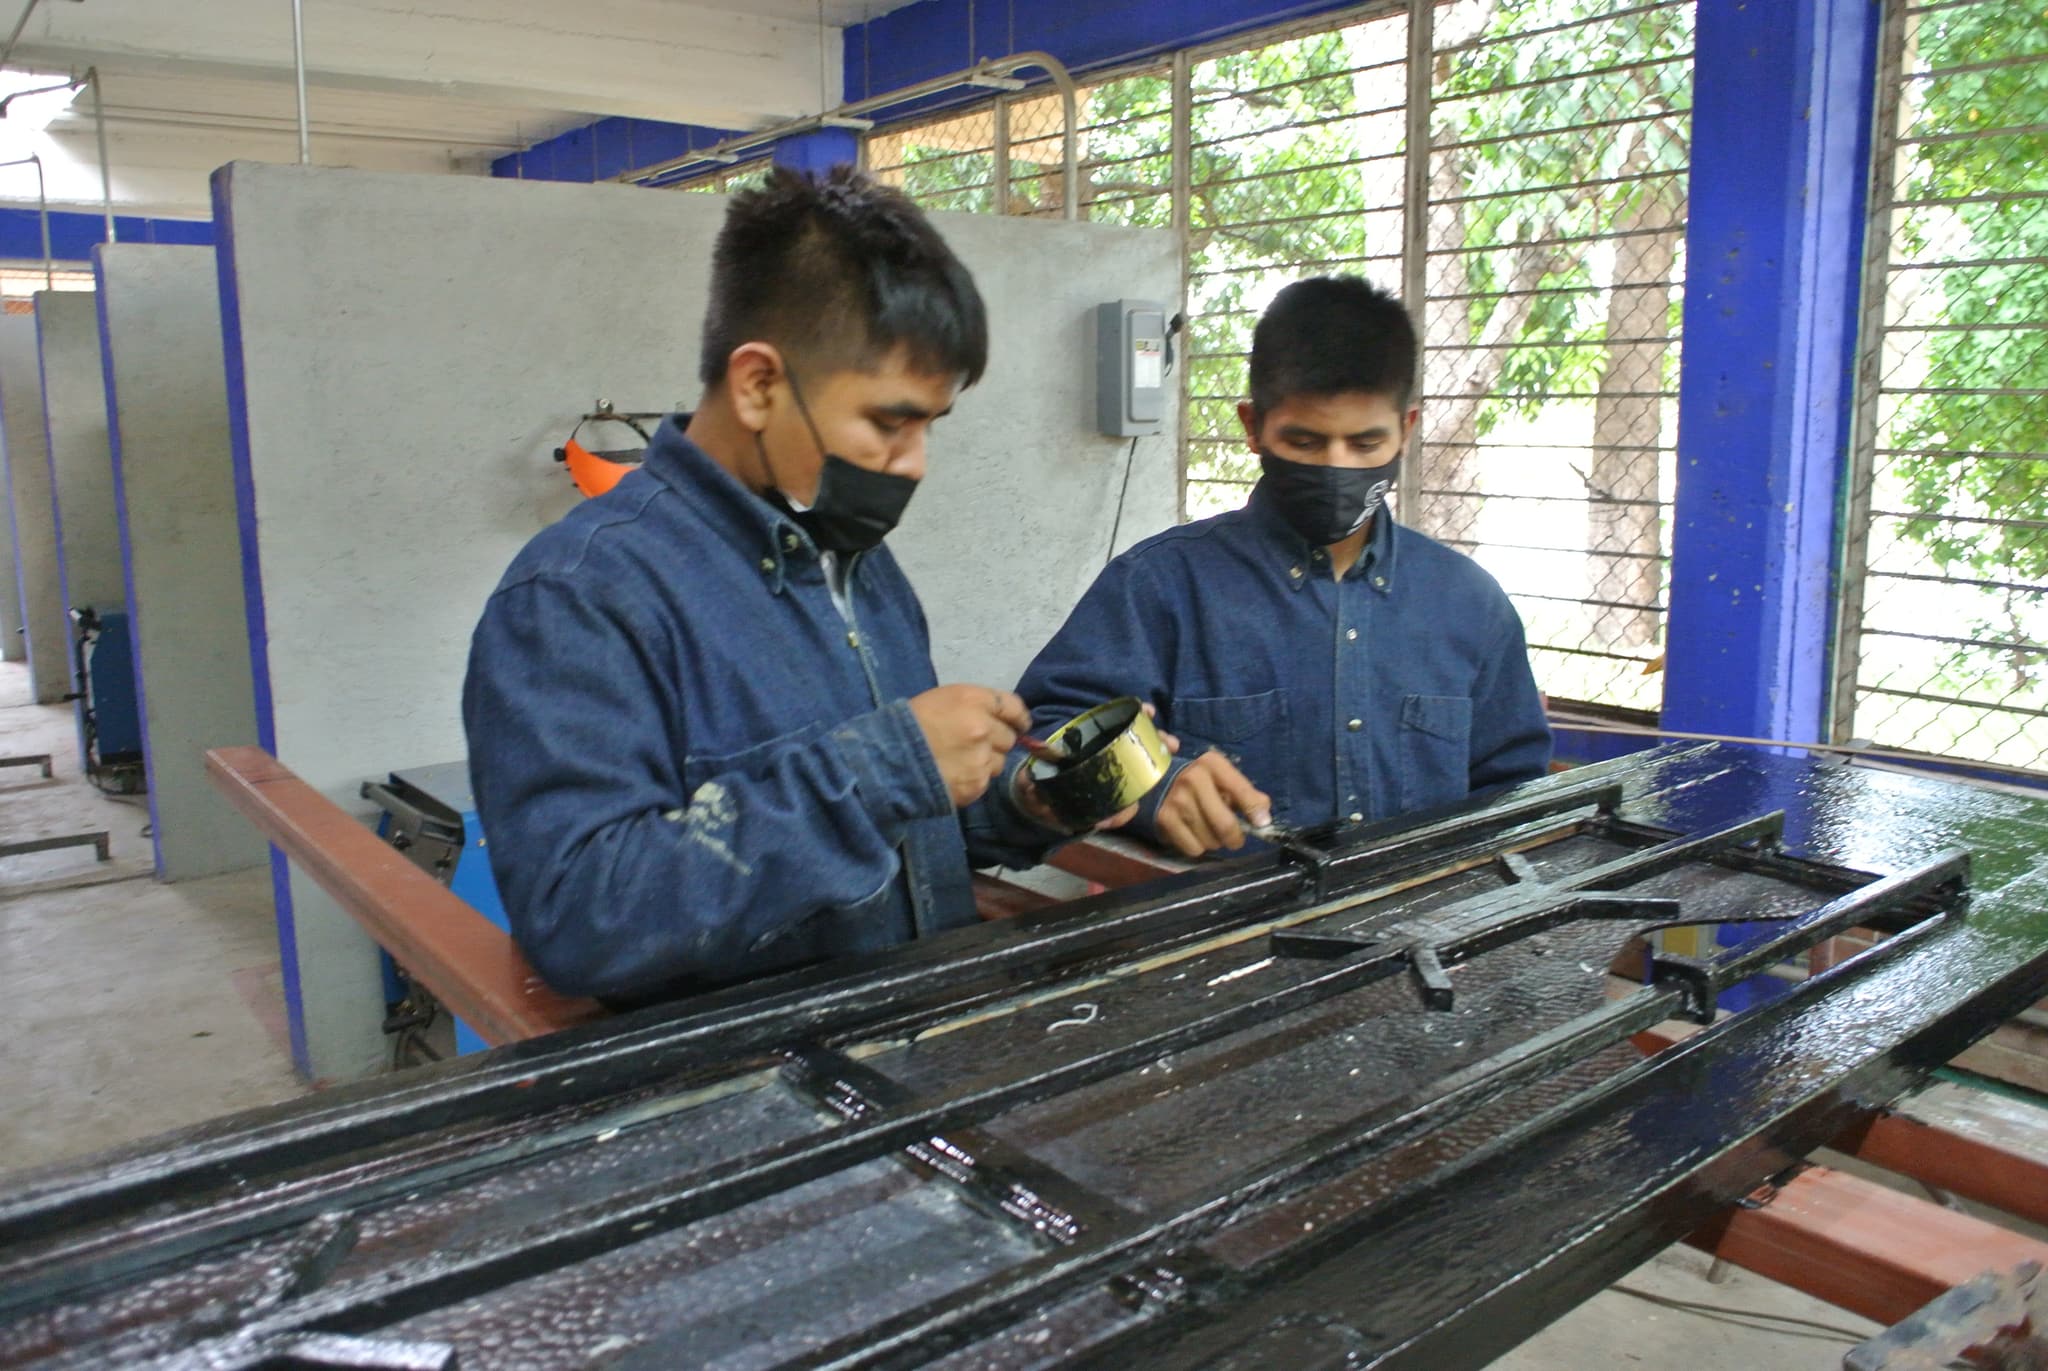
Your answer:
0;312;66;700
37;290;123;617
216;162;1180;1082
96;243;267;881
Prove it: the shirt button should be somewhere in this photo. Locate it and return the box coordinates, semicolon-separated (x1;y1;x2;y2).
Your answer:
1347;718;1362;732
1373;575;1388;589
759;557;775;573
1346;628;1359;641
783;533;799;550
1349;812;1363;822
847;630;861;648
1289;566;1303;580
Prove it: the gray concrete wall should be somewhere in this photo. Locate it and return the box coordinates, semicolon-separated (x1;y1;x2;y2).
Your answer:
37;291;123;617
893;209;1181;690
96;244;267;882
0;312;66;701
215;161;1180;1082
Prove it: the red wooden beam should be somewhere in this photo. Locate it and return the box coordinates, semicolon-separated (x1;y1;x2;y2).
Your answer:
1687;1165;2048;1328
1047;834;1186;889
1637;1022;2048;1229
205;746;606;1047
208;747;1069;1045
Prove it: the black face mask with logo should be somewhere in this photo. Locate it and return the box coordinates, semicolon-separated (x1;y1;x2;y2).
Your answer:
1257;450;1401;548
755;367;920;556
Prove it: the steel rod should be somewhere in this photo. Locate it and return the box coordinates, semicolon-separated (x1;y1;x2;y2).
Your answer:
85;68;110;242
291;0;309;164
1401;0;1429;325
0;0;39;72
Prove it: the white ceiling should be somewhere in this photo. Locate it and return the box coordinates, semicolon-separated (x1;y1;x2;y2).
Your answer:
0;0;922;219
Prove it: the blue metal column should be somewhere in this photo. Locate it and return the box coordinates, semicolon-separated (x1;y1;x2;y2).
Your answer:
1662;0;1882;747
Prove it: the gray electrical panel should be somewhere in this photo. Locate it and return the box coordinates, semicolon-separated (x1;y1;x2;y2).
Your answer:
1096;299;1168;437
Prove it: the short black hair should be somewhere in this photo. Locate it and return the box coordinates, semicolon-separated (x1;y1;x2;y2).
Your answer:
698;164;988;388
1248;276;1416;415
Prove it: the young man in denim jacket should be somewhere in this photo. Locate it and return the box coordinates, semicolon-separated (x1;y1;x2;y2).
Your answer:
1019;276;1550;858
465;168;1096;1004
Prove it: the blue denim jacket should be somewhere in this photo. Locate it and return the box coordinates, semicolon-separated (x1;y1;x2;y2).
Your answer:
463;418;1051;1002
1017;482;1552;838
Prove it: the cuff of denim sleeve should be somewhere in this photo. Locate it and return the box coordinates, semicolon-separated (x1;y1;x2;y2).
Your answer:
829;700;955;826
1128;754;1194;845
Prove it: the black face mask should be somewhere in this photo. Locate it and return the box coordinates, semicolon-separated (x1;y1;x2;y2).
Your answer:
756;368;920;555
786;453;918;555
1258;450;1400;548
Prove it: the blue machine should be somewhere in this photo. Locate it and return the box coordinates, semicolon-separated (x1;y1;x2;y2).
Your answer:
363;761;511;1058
70;608;145;791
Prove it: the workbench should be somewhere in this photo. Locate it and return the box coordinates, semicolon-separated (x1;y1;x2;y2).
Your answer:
2;742;2044;1368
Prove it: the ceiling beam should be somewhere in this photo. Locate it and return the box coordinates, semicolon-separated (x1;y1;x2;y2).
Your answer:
3;0;845;129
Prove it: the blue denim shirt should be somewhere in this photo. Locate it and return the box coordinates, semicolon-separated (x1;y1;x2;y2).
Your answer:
1017;481;1552;838
463;417;1051;1002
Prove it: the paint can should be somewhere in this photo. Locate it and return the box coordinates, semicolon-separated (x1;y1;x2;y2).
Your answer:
1026;696;1173;830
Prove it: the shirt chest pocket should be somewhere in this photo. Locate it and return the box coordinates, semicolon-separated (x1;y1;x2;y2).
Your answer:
1398;694;1472;813
1171;689;1293;819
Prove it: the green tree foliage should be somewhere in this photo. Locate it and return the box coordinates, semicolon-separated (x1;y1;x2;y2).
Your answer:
1890;3;2047;578
1879;1;2047;715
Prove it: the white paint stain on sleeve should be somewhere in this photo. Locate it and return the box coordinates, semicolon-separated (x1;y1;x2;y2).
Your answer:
672;781;754;877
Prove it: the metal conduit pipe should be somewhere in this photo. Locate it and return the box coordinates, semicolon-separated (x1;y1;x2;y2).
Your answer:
291;0;309;164
83;65;109;242
617;48;1082;221
0;0;42;73
0;152;54;288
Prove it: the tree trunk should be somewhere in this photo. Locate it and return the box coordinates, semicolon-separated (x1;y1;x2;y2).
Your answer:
1412;137;1567;546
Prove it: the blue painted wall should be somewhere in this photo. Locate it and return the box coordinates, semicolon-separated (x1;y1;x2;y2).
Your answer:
843;0;1354;102
0;206;210;262
493;119;867;189
490;117;751;183
494;0;1358;185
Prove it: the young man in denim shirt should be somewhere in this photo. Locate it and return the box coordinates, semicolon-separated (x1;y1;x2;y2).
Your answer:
464;168;1096;1005
1018;276;1551;858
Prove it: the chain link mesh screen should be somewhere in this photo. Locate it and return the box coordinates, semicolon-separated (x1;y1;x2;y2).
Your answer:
866;107;1000;212
1415;0;1691;714
670;160;774;196
856;3;1699;715
1838;0;2048;773
1183;16;1412;518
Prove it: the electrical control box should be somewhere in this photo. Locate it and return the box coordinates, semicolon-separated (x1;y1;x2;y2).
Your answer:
1096;299;1168;437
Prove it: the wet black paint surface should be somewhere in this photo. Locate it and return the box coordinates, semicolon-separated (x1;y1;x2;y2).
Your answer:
0;744;2041;1370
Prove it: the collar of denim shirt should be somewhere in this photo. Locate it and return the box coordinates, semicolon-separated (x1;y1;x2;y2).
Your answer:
1245;474;1401;595
639;413;835;596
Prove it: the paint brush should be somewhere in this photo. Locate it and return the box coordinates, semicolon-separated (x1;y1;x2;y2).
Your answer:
1018;734;1068;764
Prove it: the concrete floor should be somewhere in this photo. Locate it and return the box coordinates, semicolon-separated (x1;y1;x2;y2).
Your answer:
0;658;1906;1364
0;661;305;1176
